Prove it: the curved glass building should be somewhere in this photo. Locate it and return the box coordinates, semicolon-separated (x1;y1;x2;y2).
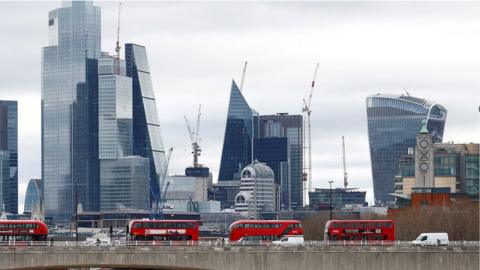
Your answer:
366;94;447;203
24;179;41;214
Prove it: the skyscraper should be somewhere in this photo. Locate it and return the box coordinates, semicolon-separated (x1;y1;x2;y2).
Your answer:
98;53;150;211
218;80;258;181
366;94;447;203
0;100;17;214
24;179;41;214
253;113;303;210
42;1;101;222
125;43;168;204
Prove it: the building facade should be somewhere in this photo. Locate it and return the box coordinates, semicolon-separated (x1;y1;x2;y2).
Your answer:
394;125;479;199
208;180;240;210
253;113;303;209
308;188;367;210
42;1;101;222
24;179;42;214
234;160;275;218
366;94;447;204
125;43;168;204
0;100;17;214
218;80;258;181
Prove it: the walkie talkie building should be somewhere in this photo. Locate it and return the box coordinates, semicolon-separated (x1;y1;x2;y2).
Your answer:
366;94;447;204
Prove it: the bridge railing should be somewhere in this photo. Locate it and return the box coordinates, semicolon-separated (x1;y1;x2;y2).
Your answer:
0;240;479;247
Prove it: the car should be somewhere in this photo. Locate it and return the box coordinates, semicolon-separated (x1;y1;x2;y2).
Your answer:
411;233;449;246
272;235;304;247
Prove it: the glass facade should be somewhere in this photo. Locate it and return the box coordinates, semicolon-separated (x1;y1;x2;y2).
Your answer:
0;100;17;214
308;188;367;209
100;156;150;211
218;80;257;181
366;94;447;203
24;179;42;214
42;1;101;222
465;155;479;197
253;114;303;210
125;43;167;204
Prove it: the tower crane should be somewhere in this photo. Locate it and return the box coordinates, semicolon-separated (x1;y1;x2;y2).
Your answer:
302;63;319;205
342;136;348;189
184;105;202;168
239;61;248;92
114;2;122;75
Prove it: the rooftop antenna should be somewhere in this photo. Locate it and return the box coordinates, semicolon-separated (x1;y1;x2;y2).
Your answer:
342;136;348;189
115;2;122;74
402;86;410;96
239;61;248;92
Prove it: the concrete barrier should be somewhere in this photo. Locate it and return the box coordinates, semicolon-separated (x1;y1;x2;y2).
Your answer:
0;246;478;270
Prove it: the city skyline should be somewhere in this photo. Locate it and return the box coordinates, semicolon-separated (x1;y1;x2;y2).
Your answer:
0;1;478;212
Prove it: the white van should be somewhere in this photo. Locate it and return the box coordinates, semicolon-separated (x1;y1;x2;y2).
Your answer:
411;233;449;246
272;235;304;247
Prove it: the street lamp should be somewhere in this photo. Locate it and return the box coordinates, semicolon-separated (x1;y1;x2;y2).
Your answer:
328;180;334;220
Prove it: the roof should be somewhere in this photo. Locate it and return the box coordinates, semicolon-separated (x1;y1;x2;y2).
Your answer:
419;119;429;134
367;93;445;111
242;160;274;179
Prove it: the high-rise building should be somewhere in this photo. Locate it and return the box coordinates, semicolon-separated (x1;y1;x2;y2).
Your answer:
308;188;367;210
125;43;168;204
253;113;303;210
41;1;101;222
0;100;17;214
366;94;447;204
218;80;258;181
24;179;42;214
98;53;150;211
234;160;275;218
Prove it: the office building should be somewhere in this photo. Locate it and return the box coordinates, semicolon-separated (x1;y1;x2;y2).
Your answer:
208;180;240;210
308;188;367;210
163;175;210;211
125;43;168;204
234;160;275;218
366;94;447;204
0;100;17;214
253;113;303;209
394;122;479;199
100;156;150;211
24;179;42;214
42;1;101;222
218;80;258;181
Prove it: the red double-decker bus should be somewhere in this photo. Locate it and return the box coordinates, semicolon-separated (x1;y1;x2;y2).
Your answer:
324;220;394;241
0;220;48;241
128;220;199;241
229;220;303;242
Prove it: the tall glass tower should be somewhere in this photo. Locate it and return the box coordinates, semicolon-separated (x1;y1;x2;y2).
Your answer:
218;80;258;181
0;100;17;214
125;43;167;204
24;179;41;214
41;1;101;222
253;114;303;210
366;94;447;203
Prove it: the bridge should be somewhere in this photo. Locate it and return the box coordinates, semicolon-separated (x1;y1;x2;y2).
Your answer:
1;244;479;270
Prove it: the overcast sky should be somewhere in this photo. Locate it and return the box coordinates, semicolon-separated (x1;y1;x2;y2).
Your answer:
0;1;478;212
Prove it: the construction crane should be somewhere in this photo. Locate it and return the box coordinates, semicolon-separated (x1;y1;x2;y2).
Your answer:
239;61;248;92
113;2;122;76
302;63;320;205
342;136;348;189
184;105;202;168
152;147;173;219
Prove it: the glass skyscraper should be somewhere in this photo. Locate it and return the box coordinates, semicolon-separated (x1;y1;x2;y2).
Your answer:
0;100;17;214
42;1;101;222
253;114;303;210
218;80;258;181
24;179;41;214
125;43;168;204
366;94;447;203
